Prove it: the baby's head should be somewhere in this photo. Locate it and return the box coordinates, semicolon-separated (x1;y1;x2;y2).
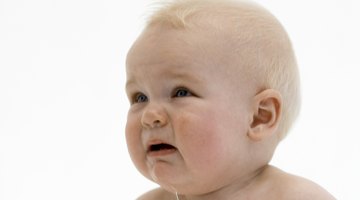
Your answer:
125;0;300;195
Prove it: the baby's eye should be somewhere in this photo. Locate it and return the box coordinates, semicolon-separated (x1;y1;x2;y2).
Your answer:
173;88;192;98
133;93;148;103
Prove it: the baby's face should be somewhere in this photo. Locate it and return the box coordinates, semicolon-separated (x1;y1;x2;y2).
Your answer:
125;25;258;194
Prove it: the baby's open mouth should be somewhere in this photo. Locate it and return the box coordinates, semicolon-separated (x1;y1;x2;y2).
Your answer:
147;143;177;157
148;143;176;152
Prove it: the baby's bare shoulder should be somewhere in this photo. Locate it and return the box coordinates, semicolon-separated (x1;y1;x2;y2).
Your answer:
266;166;336;200
136;187;174;200
284;176;335;199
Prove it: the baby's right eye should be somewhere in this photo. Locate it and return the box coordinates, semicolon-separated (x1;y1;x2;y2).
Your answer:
133;93;148;104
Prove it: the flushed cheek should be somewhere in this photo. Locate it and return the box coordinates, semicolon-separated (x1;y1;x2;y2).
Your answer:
175;110;232;171
171;111;243;194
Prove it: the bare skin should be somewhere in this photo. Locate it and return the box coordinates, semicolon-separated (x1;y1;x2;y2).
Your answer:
137;165;336;200
126;2;336;200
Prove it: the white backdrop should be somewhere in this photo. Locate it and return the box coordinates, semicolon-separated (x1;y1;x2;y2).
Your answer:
0;0;359;199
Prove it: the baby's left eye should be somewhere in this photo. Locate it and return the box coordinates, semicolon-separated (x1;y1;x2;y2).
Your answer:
173;88;192;97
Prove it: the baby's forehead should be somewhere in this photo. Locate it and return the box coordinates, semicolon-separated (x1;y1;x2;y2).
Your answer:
145;5;282;59
129;27;260;88
128;2;285;82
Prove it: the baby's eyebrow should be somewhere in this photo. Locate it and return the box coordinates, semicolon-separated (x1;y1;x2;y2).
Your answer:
125;70;203;93
168;71;203;83
125;79;136;92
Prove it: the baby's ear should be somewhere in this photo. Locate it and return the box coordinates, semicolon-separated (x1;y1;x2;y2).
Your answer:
248;89;282;141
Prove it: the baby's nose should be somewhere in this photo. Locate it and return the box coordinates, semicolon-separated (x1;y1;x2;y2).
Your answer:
141;104;168;129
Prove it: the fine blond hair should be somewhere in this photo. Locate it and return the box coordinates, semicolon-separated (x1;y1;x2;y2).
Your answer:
145;0;301;140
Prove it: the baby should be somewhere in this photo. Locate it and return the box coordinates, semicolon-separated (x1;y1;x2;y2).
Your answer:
125;0;335;199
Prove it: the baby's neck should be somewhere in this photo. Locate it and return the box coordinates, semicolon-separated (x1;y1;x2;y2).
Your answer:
176;165;272;200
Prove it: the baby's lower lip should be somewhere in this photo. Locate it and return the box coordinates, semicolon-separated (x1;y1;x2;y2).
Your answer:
147;148;177;157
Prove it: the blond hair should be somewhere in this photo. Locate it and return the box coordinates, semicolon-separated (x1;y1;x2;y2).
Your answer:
145;0;301;140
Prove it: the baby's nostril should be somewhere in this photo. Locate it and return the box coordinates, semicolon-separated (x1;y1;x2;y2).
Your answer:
152;119;163;128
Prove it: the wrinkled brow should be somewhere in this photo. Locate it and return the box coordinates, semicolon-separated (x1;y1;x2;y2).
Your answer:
125;70;203;91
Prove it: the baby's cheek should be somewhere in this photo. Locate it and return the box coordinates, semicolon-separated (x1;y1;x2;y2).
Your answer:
125;117;138;148
125;117;148;174
175;111;226;166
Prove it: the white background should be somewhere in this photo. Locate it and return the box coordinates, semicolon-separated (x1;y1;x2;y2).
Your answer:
0;0;359;199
